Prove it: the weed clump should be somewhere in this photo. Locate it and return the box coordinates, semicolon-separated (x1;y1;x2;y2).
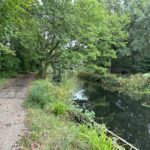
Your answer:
27;80;55;107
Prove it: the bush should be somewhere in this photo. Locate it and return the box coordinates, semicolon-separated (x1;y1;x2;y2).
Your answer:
27;76;77;109
27;80;56;107
101;73;150;101
68;104;95;122
47;101;69;116
0;70;17;78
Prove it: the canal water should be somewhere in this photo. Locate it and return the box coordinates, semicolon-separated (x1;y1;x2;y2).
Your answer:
75;80;150;150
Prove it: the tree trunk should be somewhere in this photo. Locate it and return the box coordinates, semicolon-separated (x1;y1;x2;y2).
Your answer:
39;61;48;78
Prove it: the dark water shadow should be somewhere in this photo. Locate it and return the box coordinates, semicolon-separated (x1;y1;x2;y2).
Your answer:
75;80;150;150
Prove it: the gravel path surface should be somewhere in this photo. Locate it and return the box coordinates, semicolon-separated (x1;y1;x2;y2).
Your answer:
0;75;35;150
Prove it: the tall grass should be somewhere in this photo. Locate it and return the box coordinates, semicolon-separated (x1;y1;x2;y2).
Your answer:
21;75;124;150
79;125;121;150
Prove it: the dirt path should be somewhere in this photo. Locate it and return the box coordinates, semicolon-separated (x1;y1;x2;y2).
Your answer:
0;74;35;150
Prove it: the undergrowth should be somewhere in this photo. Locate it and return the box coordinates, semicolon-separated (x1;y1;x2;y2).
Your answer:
102;73;150;102
20;76;124;150
0;78;8;87
0;70;17;78
0;71;17;87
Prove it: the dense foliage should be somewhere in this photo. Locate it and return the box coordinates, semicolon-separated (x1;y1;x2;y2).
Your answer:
1;0;150;75
101;73;150;100
1;0;150;149
109;0;150;73
0;0;129;77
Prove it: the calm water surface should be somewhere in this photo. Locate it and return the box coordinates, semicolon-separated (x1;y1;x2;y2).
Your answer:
76;81;150;150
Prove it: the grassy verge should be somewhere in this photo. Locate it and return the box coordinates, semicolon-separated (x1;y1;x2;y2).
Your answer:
20;77;124;150
0;78;8;87
0;71;18;87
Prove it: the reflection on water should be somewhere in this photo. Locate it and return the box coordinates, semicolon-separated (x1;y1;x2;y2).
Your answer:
73;89;88;101
77;81;150;150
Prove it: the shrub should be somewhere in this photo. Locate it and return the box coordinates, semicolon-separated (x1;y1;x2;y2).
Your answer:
49;101;68;116
69;104;95;122
27;75;77;109
0;70;17;78
27;80;56;107
79;125;122;150
101;73;150;101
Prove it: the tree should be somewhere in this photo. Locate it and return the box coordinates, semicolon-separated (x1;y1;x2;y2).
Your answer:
0;0;129;77
0;0;39;74
127;0;150;72
74;0;128;74
106;0;150;73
